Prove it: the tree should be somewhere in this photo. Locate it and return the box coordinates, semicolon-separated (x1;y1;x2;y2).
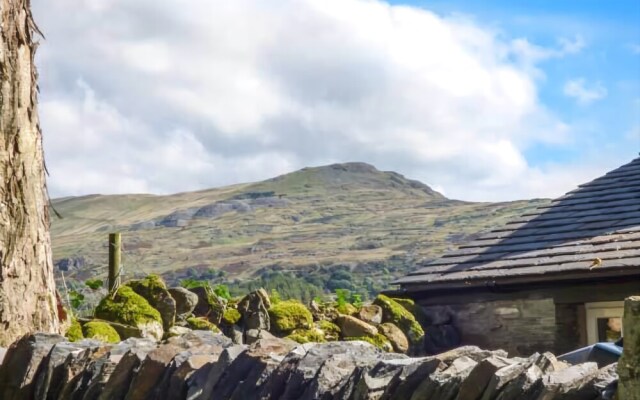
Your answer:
0;0;61;345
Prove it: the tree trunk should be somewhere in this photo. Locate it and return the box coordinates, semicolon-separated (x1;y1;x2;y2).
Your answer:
0;0;61;345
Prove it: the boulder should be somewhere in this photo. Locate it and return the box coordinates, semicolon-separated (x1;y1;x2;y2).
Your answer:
186;317;220;333
168;287;199;319
167;326;191;337
287;327;327;344
381;357;444;400
238;289;271;331
245;328;278;345
524;362;599;399
82;321;121;343
53;340;113;399
316;320;341;341
94;286;164;341
127;275;177;331
358;304;383;325
268;300;313;334
341;356;416;400
337;303;358;315
189;286;225;324
0;333;65;400
408;355;478;400
374;294;425;351
379;323;409;354
32;340;88;399
336;315;378;337
66;318;84;342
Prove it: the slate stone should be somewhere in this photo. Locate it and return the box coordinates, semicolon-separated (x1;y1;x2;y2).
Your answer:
456;356;513;400
0;333;65;400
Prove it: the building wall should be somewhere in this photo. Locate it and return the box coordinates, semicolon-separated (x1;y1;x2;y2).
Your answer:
421;297;559;356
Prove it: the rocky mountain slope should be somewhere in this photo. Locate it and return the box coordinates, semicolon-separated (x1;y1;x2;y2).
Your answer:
51;162;547;298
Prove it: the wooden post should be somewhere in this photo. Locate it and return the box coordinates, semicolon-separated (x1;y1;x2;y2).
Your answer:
108;233;122;293
618;295;640;400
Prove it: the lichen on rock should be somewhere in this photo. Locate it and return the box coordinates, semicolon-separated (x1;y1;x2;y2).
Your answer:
374;294;424;349
286;328;326;344
94;286;164;341
316;320;341;341
126;274;176;331
269;300;313;334
186;317;221;333
82;321;121;343
344;334;392;351
65;318;84;342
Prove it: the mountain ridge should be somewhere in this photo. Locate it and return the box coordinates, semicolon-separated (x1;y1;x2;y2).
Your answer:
51;162;548;300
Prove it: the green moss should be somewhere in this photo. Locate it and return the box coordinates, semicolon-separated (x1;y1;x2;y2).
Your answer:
268;300;313;334
82;321;121;343
187;317;220;333
95;286;162;327
392;297;430;327
344;333;391;351
374;294;424;347
286;328;326;344
66;318;84;342
222;308;241;325
336;303;357;315
316;320;341;341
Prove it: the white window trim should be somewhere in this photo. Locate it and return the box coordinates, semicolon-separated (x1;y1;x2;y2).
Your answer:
585;301;624;344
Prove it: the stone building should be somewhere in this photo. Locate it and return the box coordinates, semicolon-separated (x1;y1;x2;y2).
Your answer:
393;156;640;356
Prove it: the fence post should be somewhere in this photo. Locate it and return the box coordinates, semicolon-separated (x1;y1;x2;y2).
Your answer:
108;233;122;293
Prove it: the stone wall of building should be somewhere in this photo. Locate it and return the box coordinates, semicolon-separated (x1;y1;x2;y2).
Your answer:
421;298;558;356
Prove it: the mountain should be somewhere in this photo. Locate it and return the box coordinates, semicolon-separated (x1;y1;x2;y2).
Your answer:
51;162;548;299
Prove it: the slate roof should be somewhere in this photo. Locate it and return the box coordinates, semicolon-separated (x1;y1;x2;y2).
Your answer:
395;157;640;291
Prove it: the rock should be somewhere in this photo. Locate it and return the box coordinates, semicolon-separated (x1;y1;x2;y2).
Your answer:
83;321;121;343
618;295;640;400
480;360;526;400
245;328;279;345
0;333;65;400
168;326;191;337
456;355;513;400
343;356;417;400
54;340;112;400
188;344;248;400
310;299;339;321
337;303;359;315
79;318;144;340
380;357;444;400
190;286;225;324
98;339;158;400
268;300;313;334
186;317;220;333
374;294;425;351
66;318;84;342
558;363;619;400
221;308;242;325
358;304;383;325
124;343;184;400
524;362;599;399
209;337;297;399
33;340;87;399
168;287;199;318
408;355;478;400
379;323;409;353
127;274;177;331
286;327;327;344
0;347;6;364
82;337;157;400
424;324;462;354
94;286;164;341
336;315;379;337
316;320;341;341
238;290;271;331
163;353;219;400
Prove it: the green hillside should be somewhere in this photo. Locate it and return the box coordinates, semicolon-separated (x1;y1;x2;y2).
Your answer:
51;162;548;300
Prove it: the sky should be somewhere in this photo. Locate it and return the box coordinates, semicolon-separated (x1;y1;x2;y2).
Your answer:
32;0;640;202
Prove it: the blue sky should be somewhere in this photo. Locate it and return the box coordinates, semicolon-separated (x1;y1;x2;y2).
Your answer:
33;0;640;201
402;0;640;166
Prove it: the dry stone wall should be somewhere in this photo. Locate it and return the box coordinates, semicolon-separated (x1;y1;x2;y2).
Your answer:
0;331;619;400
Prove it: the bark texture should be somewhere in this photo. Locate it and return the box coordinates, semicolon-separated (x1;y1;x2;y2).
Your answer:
0;0;60;345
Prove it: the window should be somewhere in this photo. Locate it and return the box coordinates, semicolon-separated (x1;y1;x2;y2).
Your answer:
585;301;624;344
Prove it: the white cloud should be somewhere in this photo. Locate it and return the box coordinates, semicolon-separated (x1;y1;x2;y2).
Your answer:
563;78;607;105
33;0;590;201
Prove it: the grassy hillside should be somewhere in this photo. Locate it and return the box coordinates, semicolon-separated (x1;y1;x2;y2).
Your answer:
52;162;548;300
